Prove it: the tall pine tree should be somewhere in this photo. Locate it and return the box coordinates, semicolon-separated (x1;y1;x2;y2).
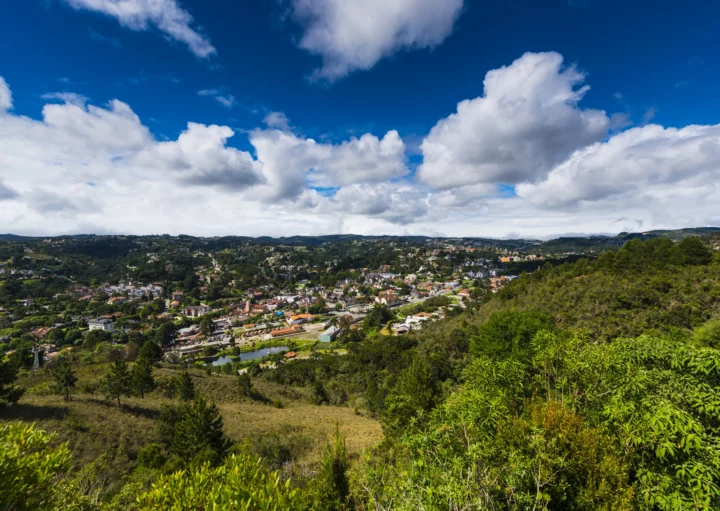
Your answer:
176;371;196;401
53;357;77;401
101;360;132;407
170;398;230;465
132;357;155;399
237;372;253;398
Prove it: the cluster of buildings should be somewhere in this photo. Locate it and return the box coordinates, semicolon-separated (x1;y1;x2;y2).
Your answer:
392;312;438;335
2;238;543;367
69;282;164;303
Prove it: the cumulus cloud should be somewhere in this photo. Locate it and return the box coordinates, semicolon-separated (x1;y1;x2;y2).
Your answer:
291;0;465;81
418;52;609;189
41;99;153;154
3;46;720;239
295;183;429;225
307;131;408;187
63;0;215;58
516;123;720;208
0;77;263;221
330;184;427;224
0;75;419;235
132;123;264;190
0;77;12;112
249;128;408;200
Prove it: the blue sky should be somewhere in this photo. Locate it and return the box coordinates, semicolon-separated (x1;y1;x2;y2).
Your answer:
0;0;719;237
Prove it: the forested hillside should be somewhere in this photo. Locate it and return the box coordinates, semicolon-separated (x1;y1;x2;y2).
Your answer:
482;236;720;340
2;236;720;510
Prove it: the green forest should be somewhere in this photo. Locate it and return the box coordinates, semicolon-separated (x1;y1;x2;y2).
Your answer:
2;236;720;509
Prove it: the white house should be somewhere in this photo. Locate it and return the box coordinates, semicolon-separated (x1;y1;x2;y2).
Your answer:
88;318;115;333
184;305;211;318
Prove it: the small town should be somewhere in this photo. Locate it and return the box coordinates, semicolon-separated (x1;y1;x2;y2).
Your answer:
1;235;552;368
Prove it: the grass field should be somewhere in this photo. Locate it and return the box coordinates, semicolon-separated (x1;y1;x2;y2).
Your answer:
0;363;382;497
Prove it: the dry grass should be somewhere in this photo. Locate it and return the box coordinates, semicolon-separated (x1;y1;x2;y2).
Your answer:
220;401;381;463
1;364;382;475
0;393;161;472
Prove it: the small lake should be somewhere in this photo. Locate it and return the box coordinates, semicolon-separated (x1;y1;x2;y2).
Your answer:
211;346;289;366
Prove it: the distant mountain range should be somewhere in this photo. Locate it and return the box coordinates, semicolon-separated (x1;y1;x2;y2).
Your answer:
1;227;719;252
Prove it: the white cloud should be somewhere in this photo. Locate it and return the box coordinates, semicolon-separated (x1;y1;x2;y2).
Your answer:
418;52;609;189
291;0;464;81
247;129;327;201
0;77;12;112
132;123;264;189
41;99;153;154
516;123;720;209
290;183;430;226
307;130;408;187
41;92;90;107
214;95;236;109
2;47;720;239
332;184;428;224
0;77;264;233
0;75;417;236
197;89;236;109
263;111;291;131
641;107;657;125
248;128;408;200
63;0;215;58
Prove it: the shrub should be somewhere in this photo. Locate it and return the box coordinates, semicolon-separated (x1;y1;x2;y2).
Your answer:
137;443;166;470
0;423;91;510
136;453;304;510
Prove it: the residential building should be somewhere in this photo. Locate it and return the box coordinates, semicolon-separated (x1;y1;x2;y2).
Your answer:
269;325;303;338
407;312;433;325
183;305;211;317
319;326;339;343
287;314;315;326
88;318;115;332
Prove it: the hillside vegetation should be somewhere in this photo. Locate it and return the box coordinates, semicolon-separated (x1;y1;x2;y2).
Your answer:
2;236;720;510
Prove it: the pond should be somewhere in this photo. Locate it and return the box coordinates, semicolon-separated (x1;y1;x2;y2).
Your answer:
211;346;289;366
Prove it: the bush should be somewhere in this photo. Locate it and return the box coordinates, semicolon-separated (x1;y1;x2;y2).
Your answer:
202;345;219;357
136;453;304;510
692;317;720;348
137;443;166;470
0;423;91;510
157;398;231;466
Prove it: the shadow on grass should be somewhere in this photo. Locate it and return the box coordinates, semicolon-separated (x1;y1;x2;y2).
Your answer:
0;402;69;421
85;398;161;420
252;391;273;404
